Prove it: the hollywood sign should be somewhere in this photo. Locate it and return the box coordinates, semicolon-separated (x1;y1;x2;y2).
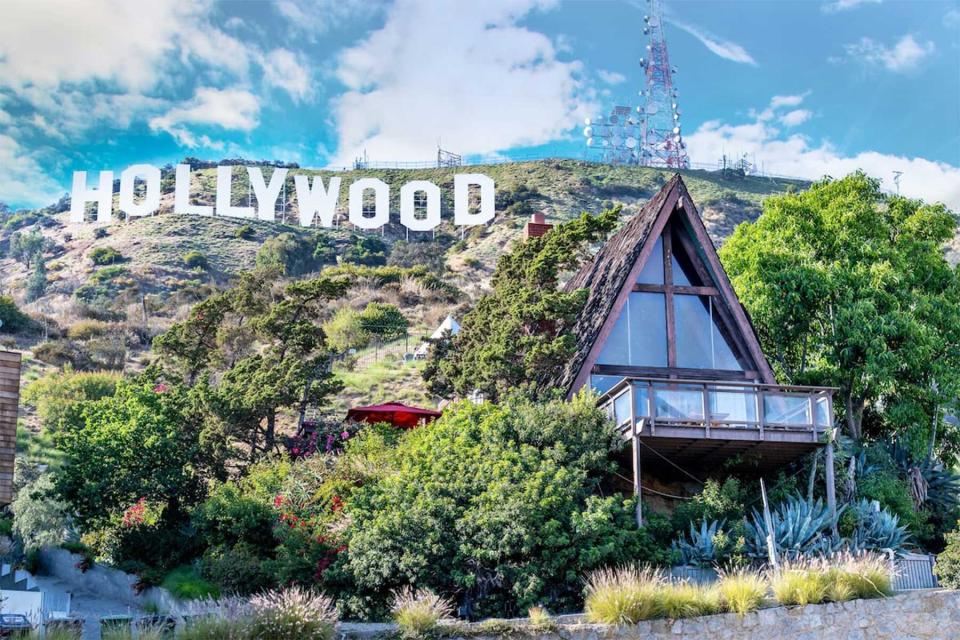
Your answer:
69;164;495;231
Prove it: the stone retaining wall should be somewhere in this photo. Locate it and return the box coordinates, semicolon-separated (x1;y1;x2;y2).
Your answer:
343;590;960;640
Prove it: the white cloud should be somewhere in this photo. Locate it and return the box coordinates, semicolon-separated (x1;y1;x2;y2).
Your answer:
0;135;64;206
844;34;935;73
822;0;881;13
667;19;757;66
685;99;960;210
275;0;382;42
770;94;806;109
779;109;812;127
330;0;590;164
946;8;960;27
149;88;261;148
598;70;627;85
261;49;313;102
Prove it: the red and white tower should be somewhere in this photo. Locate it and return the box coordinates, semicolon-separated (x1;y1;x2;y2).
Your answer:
584;0;689;168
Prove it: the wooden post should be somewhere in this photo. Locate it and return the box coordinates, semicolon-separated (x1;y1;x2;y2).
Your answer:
0;351;21;505
825;430;838;536
760;478;778;572
633;414;644;528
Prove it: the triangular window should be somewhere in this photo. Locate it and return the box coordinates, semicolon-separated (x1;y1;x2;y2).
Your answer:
591;217;750;382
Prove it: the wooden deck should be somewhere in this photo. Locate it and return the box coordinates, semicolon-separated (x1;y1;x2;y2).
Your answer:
0;351;20;505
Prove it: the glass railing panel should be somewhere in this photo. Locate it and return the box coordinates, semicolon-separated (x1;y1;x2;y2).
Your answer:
815;396;831;427
763;394;812;426
613;389;632;426
709;388;757;427
653;385;704;421
633;384;651;418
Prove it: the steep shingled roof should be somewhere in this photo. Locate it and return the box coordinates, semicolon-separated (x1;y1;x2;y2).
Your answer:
554;174;684;393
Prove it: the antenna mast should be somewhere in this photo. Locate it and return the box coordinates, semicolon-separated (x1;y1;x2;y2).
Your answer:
583;0;689;168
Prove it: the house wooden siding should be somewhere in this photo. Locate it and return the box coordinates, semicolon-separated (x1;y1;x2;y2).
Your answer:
0;351;20;505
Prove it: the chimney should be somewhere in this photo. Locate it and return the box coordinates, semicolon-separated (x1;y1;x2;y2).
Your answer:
524;212;553;239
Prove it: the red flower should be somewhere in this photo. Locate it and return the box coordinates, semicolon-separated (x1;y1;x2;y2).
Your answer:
331;496;344;512
273;495;285;508
153;383;169;394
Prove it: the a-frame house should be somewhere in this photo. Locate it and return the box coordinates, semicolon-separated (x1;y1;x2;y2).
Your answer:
556;175;836;524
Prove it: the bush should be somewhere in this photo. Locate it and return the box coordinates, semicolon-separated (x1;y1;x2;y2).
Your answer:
89;246;123;265
670;478;747;535
249;586;338;640
12;474;70;551
656;581;721;619
771;554;893;605
0;295;30;333
342;236;387;266
323;307;369;353
184;251;209;270
193;482;278;551
934;520;960;588
201;544;276;596
358;302;407;342
65;320;113;341
584;566;660;625
255;233;320;276
162;565;221;601
391;587;453;637
235;225;255;240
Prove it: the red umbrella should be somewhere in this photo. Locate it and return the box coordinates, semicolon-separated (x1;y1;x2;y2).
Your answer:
345;402;442;429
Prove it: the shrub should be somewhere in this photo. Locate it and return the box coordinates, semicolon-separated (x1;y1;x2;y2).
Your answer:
390;587;453;637
323;307;369;353
65;320;113;341
342;235;387;267
32;340;92;369
583;566;661;625
178;615;251;640
184;251;209;270
250;586;338;640
716;569;766;616
162;566;221;601
193;482;278;551
0;295;30;333
256;233;320;276
935;520;960;588
770;563;830;606
526;606;553;631
672;518;743;567
89;246;123;265
358;302;408;342
12;474;70;551
201;544;276;596
235;225;255;240
833;553;893;599
670;478;747;535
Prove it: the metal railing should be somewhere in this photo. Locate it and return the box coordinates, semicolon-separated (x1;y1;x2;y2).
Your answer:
600;377;835;437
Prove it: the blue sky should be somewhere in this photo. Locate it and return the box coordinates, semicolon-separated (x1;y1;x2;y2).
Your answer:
0;0;957;209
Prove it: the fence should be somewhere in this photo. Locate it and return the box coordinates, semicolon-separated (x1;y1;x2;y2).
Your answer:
669;553;939;591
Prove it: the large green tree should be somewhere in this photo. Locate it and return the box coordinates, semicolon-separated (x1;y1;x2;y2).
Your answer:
154;268;347;456
720;172;960;458
425;208;620;400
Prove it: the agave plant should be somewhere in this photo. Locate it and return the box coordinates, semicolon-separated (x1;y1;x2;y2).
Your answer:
672;519;726;567
744;495;844;560
888;442;960;512
845;499;910;555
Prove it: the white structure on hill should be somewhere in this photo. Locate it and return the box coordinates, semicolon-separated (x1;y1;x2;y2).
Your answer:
414;315;461;359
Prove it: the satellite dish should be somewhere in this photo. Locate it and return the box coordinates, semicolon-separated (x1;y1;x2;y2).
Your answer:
583;126;593;137
602;139;609;146
584;117;592;125
646;103;659;115
625;137;637;149
586;137;594;145
673;126;680;134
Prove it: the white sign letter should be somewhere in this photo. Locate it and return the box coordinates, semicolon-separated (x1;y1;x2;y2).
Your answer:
400;180;441;231
294;175;341;228
454;174;495;226
248;167;288;222
70;170;114;223
348;178;389;230
216;166;255;219
119;164;161;218
174;165;213;217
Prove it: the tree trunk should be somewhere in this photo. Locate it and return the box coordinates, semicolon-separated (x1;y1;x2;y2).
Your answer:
843;391;864;440
807;450;819;501
265;412;276;452
844;452;857;501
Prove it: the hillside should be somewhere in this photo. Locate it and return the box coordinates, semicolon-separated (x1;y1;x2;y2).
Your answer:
1;160;809;430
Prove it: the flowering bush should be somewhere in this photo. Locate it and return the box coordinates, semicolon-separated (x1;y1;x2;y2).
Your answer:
285;421;362;459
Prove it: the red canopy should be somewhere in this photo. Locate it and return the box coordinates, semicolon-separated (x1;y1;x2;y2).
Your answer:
345;402;442;429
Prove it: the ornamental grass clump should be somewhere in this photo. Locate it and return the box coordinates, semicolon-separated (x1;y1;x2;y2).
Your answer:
716;569;767;616
391;587;454;637
770;560;830;606
656;581;722;619
249;586;338;640
178;616;252;640
584;566;661;625
527;606;555;631
833;553;894;599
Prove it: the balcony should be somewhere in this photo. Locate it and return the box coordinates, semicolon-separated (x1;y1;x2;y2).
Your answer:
599;377;835;471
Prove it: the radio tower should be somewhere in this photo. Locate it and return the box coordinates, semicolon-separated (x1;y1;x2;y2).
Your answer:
583;0;689;168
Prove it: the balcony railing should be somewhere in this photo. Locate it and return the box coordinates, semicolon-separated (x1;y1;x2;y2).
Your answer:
600;377;834;439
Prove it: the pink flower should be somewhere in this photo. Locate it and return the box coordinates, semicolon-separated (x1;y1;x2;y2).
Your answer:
291;447;300;455
153;383;169;394
340;431;350;440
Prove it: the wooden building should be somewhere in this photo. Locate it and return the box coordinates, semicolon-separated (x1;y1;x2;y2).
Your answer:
0;351;20;505
556;175;836;525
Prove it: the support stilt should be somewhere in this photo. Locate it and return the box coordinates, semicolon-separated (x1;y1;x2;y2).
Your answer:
825;432;838;535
